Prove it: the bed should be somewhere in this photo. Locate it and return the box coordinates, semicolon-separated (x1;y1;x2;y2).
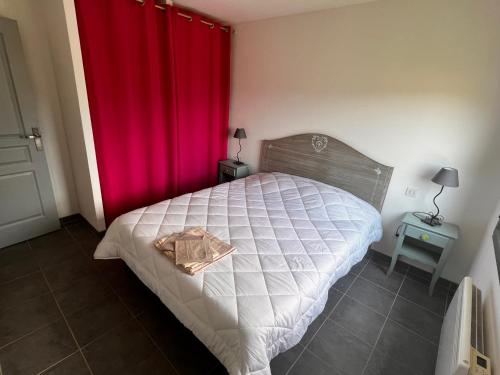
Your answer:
95;133;393;375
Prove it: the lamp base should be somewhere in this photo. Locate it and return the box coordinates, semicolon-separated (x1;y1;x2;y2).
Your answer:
421;215;442;227
233;160;245;165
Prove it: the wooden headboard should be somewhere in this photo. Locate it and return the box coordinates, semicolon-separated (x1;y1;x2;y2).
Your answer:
259;134;393;211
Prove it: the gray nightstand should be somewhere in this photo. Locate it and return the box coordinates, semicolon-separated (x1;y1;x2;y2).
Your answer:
218;160;250;184
387;212;459;296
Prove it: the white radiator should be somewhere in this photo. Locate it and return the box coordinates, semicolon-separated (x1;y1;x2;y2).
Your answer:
435;277;491;375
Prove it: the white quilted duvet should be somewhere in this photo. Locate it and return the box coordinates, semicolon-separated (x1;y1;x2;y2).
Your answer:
95;172;382;375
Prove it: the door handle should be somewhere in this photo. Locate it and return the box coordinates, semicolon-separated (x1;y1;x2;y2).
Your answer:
21;127;43;151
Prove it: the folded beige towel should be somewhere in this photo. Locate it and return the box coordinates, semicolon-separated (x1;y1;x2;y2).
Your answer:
174;236;211;265
154;227;235;275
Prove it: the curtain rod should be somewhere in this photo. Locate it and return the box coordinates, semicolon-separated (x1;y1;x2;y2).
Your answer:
136;0;229;32
177;12;229;32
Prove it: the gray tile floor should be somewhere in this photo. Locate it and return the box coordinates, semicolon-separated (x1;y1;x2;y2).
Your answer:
0;216;457;375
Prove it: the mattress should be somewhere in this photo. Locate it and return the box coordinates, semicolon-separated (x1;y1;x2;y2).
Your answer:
95;172;382;375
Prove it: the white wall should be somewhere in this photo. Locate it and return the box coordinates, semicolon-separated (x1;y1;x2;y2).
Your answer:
0;0;78;217
229;0;500;282
469;201;500;374
0;0;105;230
41;0;105;231
467;77;500;370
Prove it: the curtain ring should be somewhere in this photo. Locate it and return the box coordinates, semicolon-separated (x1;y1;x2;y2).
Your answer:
178;12;193;22
136;0;145;6
200;20;215;29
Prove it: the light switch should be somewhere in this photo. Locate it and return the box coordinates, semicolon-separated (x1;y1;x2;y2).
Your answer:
405;187;418;198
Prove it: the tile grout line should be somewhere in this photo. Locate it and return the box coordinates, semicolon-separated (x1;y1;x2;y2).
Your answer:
62;226;98;260
360;265;409;375
0;268;43;286
397;293;445;319
357;273;447;318
0;317;62;351
132;311;182;375
65;225;182;374
39;267;95;375
1;227;98;373
36;349;80;375
70;320;126;354
396;263;454;291
296;344;347;375
328;259;406;364
328;319;376;349
0;235;79;350
388;318;440;347
30;237;95;375
0;288;53;315
39;268;95;375
284;254;373;375
342;293;392;319
361;266;450;296
59;228;138;345
98;274;182;375
0;245;115;351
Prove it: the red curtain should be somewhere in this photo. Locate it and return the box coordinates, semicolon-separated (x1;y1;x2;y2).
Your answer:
75;1;230;224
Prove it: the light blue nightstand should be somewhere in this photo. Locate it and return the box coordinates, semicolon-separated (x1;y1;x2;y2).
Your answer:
387;212;459;296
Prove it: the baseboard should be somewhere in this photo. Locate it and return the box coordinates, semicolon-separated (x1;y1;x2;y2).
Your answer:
59;213;86;226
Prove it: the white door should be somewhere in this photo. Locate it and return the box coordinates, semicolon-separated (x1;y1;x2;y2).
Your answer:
0;16;60;248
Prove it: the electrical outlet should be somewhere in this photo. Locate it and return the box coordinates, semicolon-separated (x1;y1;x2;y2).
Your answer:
405;187;418;198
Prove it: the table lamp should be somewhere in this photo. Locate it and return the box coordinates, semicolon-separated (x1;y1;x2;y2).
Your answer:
422;167;459;226
233;128;247;165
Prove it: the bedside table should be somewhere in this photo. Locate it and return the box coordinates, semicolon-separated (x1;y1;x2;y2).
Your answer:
218;159;250;184
387;212;459;296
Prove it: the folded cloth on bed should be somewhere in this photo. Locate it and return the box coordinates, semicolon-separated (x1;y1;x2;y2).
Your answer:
175;235;212;265
154;227;235;275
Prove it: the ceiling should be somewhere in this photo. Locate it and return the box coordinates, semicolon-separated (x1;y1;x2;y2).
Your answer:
172;0;377;24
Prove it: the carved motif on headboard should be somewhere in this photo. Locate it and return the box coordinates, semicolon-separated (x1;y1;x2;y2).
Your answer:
311;135;328;153
259;133;393;212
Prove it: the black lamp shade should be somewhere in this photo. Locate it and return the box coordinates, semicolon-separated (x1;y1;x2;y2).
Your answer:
431;167;459;187
233;128;247;139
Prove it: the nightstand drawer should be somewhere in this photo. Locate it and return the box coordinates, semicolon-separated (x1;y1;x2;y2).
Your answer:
218;160;250;184
220;165;236;177
405;225;449;248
